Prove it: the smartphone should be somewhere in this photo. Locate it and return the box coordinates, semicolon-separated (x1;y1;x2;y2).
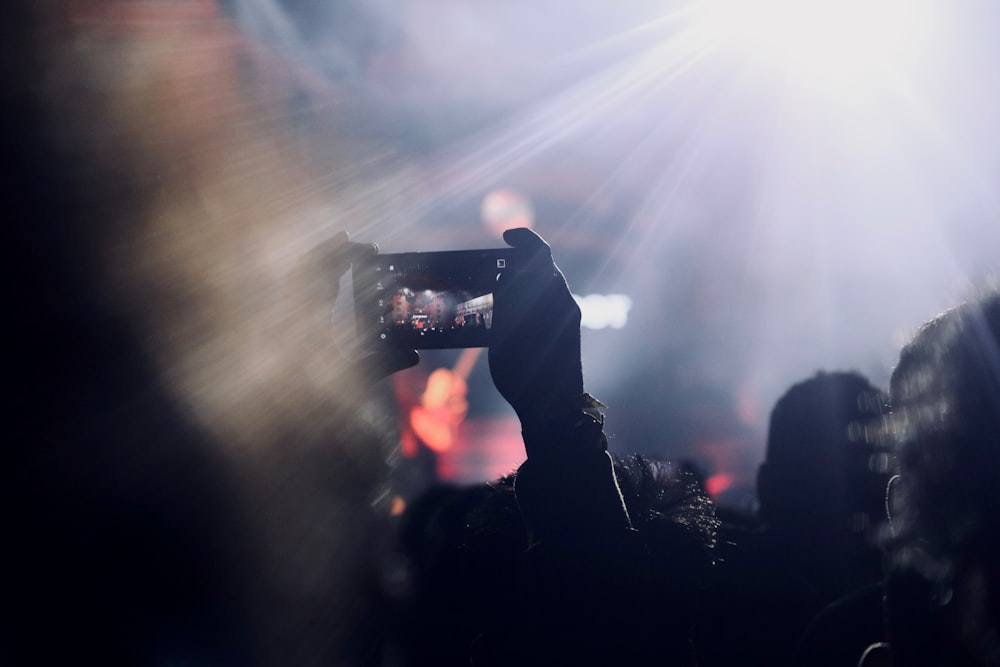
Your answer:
353;247;527;349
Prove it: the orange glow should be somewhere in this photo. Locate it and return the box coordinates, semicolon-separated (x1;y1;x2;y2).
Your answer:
410;406;455;453
436;417;526;484
422;368;467;411
400;428;419;458
705;473;735;498
481;188;534;238
409;367;471;453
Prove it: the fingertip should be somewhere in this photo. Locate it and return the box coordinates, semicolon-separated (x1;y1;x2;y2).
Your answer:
502;227;547;249
346;240;379;261
324;231;351;258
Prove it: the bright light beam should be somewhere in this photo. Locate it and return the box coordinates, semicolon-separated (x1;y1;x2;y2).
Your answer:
689;0;936;101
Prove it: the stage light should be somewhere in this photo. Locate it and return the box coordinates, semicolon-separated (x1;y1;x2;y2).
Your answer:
481;188;534;239
689;0;934;100
574;293;633;330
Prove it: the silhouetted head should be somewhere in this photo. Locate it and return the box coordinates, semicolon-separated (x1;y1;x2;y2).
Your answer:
758;371;891;538
889;289;1000;580
884;288;1000;666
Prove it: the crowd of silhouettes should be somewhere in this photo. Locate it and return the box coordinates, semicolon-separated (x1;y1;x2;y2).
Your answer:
383;261;1000;667
8;3;1000;667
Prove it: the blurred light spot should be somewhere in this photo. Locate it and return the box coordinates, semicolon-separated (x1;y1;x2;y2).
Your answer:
410;407;453;452
410;368;469;453
436;417;525;484
422;368;460;409
481;188;534;238
574;293;632;330
705;472;734;497
390;495;407;516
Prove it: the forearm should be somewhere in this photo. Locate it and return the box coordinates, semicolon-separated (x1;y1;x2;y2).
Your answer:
501;409;655;666
513;396;633;548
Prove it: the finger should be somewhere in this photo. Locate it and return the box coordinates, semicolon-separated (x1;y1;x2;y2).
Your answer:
502;227;550;253
344;239;379;264
298;231;354;281
306;232;376;263
502;229;561;283
315;230;351;256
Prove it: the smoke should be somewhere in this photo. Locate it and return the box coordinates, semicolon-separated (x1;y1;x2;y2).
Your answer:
14;0;1000;659
218;0;1000;488
14;3;421;662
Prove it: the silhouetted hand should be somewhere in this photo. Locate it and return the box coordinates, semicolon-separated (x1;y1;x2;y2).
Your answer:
488;228;584;428
291;231;418;389
487;230;630;537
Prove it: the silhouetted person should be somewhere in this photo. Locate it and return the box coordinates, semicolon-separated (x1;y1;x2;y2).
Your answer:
388;455;718;667
385;229;719;666
698;371;891;667
876;288;1000;667
759;371;891;601
3;4;415;665
4;13;256;662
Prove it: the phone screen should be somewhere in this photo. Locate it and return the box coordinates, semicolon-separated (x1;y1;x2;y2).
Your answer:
353;247;525;349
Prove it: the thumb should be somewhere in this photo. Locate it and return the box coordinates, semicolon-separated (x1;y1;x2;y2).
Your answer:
502;227;551;254
501;228;559;278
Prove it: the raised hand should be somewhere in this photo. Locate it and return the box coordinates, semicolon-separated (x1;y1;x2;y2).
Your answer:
488;228;584;429
289;231;417;390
